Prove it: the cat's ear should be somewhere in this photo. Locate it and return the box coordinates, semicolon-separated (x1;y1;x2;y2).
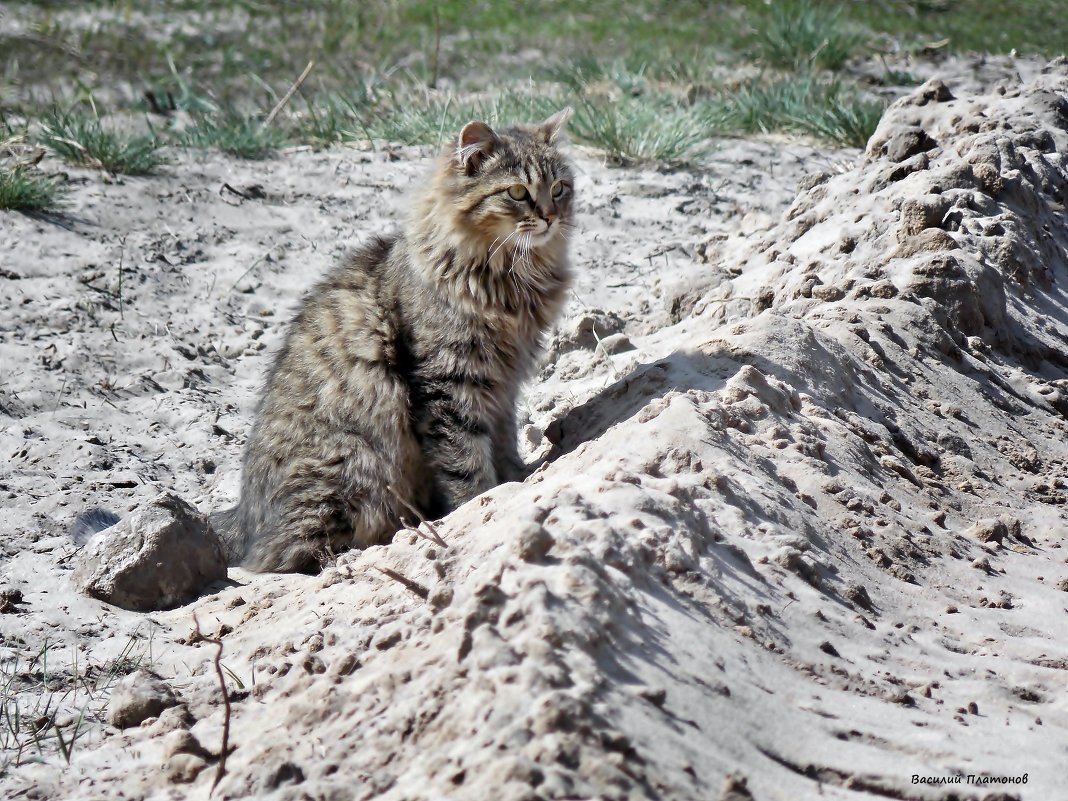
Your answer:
538;107;573;143
457;120;498;174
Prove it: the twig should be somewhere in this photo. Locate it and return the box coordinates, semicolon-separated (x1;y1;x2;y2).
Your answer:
385;484;447;547
192;613;231;795
116;235;127;319
375;567;429;600
399;516;447;549
430;6;442;89
220;183;252;200
227;247;276;295
262;60;315;130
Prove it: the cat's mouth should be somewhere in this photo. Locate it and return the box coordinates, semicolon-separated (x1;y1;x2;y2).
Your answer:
517;219;558;248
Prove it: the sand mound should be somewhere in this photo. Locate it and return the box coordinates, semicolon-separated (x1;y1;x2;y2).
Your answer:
3;64;1068;800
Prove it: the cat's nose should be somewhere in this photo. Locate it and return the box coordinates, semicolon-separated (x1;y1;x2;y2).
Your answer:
541;211;557;225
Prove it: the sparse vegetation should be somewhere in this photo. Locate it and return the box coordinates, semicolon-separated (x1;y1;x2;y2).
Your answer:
180;111;286;159
0;635;151;773
39;110;166;175
716;76;885;148
0;2;1064;163
570;97;715;165
754;0;863;71
0;163;67;211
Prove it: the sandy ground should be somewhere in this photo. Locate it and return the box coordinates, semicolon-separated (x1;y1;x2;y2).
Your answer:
2;56;1068;800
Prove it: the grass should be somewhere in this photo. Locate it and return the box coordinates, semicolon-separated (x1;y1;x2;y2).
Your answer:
716;76;885;148
0;635;151;773
180;111;286;159
754;0;863;71
570;96;716;165
39;109;166;174
363;88;562;147
0;1;1063;167
0;163;67;211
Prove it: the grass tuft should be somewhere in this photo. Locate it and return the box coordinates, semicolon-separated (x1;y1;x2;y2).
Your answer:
0;635;152;773
365;89;561;148
794;95;885;147
755;0;863;71
181;111;286;159
0;163;67;211
570;96;715;166
716;76;883;148
39;110;166;175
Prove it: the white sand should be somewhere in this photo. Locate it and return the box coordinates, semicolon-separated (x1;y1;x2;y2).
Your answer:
2;58;1067;800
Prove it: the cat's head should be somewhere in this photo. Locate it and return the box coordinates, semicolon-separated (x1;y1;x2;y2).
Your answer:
442;109;574;255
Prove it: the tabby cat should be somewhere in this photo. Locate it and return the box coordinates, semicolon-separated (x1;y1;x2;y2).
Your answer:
207;109;576;571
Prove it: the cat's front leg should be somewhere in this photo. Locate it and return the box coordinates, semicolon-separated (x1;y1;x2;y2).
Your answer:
418;391;498;512
492;407;526;482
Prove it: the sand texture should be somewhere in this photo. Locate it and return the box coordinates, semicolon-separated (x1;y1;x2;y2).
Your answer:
2;61;1068;800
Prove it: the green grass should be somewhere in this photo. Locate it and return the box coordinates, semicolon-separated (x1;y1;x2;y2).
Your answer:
0;163;67;211
362;88;562;147
716;76;885;148
570;96;716;165
2;1;1064;168
754;0;863;71
180;111;286;159
39;110;166;174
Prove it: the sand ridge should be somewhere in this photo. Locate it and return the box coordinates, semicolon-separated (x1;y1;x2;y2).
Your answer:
2;60;1068;800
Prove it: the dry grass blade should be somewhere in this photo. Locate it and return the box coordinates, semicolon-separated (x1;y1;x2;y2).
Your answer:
263;60;316;130
386;484;448;547
375;567;430;600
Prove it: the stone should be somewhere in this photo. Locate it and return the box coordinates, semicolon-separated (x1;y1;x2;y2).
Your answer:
515;523;554;563
107;670;179;729
73;492;227;611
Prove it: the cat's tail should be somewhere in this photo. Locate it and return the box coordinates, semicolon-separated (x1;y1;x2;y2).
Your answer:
69;508;121;545
69;505;247;565
208;505;247;564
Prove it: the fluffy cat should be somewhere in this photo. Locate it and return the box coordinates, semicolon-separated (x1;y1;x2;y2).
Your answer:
202;109;574;572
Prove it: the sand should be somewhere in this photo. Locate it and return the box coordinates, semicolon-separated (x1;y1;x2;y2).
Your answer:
2;56;1067;800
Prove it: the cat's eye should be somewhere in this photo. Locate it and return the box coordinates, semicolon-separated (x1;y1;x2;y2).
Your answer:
507;184;528;201
551;180;569;199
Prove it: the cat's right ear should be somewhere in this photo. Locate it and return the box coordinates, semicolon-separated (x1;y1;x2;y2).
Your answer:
457;120;498;174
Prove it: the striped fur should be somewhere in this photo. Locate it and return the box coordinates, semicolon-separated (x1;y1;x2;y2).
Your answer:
214;111;575;572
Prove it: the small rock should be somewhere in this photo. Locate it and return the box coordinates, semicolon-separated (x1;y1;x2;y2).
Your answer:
597;332;636;355
810;284;845;302
73;492;227;611
108;671;179;729
967;701;979;715
166;754;208;784
818;641;840;658
162;729;213;760
515;522;554;563
967;518;1008;545
868;280;898;298
718;773;755;801
0;587;23;613
148;704;195;735
843;583;874;612
884;127;938;163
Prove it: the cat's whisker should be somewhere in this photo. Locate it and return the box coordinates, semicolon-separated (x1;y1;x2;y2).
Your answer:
488;230;519;263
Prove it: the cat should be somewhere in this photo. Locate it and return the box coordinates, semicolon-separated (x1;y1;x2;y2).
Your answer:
74;108;576;574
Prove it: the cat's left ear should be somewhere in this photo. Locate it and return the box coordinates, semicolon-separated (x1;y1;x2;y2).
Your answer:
538;107;573;143
457;120;498;174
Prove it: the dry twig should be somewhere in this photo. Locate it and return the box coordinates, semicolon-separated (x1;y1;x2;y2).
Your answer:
386;484;448;547
192;613;232;795
375;566;429;600
263;60;315;130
